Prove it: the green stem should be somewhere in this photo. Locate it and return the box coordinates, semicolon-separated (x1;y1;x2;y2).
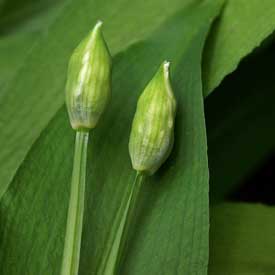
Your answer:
114;172;144;274
61;130;89;275
98;172;144;275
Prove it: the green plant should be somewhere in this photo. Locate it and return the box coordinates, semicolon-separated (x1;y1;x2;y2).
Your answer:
1;0;275;274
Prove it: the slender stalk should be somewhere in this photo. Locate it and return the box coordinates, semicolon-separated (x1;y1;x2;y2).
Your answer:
98;172;144;275
114;172;144;274
61;130;89;275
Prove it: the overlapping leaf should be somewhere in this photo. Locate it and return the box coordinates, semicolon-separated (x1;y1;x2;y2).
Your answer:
1;0;275;274
0;0;193;198
2;0;275;199
0;1;223;274
203;0;275;96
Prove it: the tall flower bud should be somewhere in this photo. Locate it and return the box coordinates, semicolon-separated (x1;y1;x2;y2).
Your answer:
66;21;112;130
129;61;176;175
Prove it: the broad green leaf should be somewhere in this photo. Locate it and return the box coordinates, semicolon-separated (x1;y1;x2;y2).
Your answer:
0;0;67;34
203;0;275;96
0;33;36;89
0;1;223;274
209;203;275;274
205;41;275;202
0;0;195;198
0;1;68;90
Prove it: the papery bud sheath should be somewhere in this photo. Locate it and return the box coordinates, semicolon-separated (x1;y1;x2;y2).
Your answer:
66;21;112;130
129;61;176;175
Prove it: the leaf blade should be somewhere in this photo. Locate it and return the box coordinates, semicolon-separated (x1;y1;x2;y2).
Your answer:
0;1;223;274
203;0;275;96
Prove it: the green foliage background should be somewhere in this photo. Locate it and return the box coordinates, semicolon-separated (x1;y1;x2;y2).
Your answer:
0;0;275;274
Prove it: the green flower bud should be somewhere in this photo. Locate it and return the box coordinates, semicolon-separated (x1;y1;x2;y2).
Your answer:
65;21;112;130
129;61;176;175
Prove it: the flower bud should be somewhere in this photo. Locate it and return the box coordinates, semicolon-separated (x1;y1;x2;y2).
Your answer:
129;61;176;175
65;21;112;130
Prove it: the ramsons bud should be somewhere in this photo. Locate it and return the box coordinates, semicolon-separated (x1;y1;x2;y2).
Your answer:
66;21;112;130
129;61;176;175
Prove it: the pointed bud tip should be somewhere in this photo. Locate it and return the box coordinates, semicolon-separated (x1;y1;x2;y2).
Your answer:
163;60;170;69
163;60;170;79
95;20;103;29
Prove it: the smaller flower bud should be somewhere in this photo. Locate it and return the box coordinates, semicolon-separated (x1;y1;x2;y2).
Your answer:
66;21;112;130
129;61;176;175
